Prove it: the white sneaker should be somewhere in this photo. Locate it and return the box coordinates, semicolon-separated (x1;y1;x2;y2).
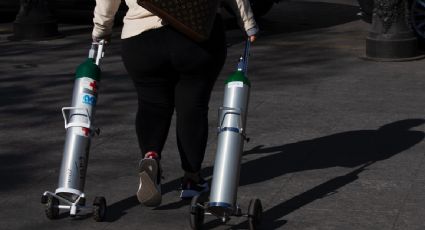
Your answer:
137;151;161;206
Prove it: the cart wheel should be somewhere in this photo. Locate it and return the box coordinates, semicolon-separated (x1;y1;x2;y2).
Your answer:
248;199;263;230
45;196;60;219
411;0;425;39
189;195;204;230
93;196;107;222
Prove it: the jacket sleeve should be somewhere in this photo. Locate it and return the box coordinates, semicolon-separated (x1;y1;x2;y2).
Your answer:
223;0;259;36
92;0;122;38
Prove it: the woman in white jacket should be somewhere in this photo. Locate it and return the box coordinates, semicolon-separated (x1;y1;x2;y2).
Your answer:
92;0;259;207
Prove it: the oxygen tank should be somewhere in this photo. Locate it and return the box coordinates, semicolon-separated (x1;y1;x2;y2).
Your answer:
55;42;103;200
208;41;251;217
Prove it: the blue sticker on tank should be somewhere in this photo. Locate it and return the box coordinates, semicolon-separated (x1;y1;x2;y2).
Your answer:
82;94;96;105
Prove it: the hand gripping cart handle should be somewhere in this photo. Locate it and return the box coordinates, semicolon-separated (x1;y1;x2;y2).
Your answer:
41;40;107;222
189;39;263;230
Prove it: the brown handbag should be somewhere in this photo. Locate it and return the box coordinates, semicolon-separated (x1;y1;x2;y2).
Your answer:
137;0;220;42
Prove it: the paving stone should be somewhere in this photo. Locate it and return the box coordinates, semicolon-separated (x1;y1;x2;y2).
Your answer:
1;0;424;229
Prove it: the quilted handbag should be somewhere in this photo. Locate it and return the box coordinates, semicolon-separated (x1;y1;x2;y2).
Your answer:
137;0;220;42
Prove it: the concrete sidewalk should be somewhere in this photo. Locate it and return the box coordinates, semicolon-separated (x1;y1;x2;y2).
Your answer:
0;1;424;229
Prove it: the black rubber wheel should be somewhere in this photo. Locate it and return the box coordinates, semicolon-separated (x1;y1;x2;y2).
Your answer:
93;196;107;222
248;199;263;230
411;0;425;39
250;0;274;18
189;195;204;230
45;196;60;220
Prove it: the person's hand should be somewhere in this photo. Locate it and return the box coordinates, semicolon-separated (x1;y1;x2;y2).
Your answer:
246;26;259;43
92;34;111;44
249;35;257;43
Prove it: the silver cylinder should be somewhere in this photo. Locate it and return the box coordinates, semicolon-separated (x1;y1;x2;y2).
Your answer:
56;77;98;199
208;80;250;215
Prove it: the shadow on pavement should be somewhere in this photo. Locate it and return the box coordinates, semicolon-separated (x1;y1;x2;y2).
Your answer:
212;118;425;229
229;163;369;229
0;150;39;191
106;119;424;223
105;195;139;222
239;119;425;186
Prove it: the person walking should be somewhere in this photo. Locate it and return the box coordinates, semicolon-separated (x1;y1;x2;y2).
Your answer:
92;0;259;206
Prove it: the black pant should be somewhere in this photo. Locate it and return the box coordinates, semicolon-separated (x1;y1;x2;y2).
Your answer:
121;16;226;173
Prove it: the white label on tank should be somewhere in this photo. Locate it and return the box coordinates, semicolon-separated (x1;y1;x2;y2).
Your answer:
228;81;244;88
74;127;90;137
81;78;98;93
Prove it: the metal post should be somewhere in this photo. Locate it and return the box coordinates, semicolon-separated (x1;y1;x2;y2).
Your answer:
9;0;62;41
365;0;424;61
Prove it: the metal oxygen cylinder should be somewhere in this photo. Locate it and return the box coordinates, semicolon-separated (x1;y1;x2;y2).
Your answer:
208;41;251;215
55;41;104;199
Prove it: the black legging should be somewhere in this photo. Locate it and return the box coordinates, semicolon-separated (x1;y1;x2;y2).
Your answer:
121;16;227;173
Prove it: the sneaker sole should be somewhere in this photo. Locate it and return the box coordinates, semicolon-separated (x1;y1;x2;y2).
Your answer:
137;159;161;206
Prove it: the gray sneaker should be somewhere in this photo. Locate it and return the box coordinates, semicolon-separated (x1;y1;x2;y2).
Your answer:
137;151;161;206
